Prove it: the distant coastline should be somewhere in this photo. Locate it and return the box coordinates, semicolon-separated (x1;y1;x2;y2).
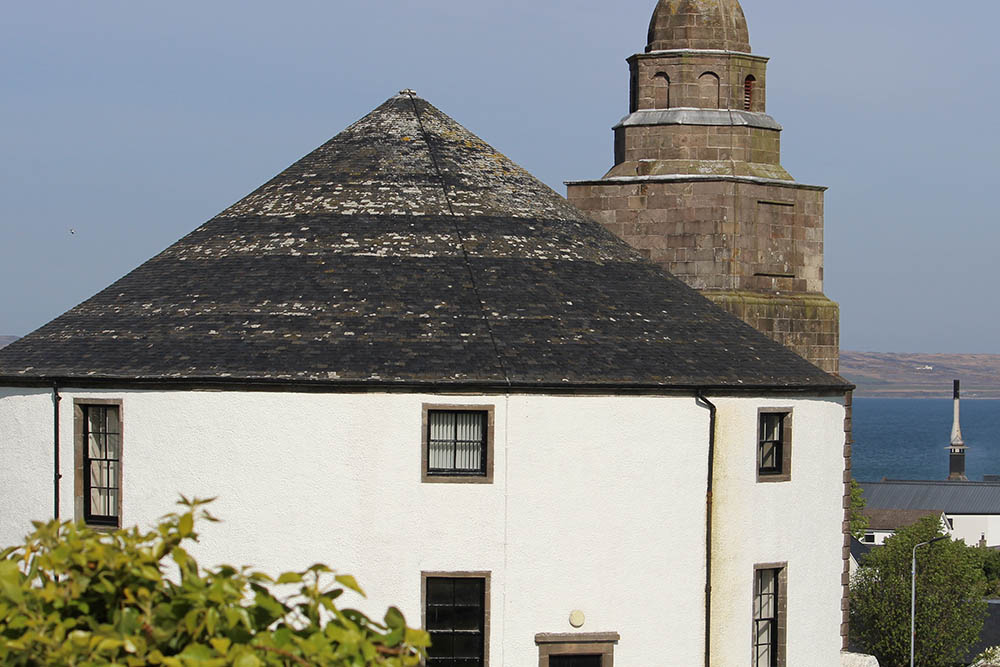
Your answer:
0;341;995;396
842;351;1000;398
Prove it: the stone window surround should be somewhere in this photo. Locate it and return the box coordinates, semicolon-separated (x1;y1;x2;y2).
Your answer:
421;571;491;667
421;404;495;484
756;408;793;483
535;632;620;667
73;398;123;529
753;562;788;667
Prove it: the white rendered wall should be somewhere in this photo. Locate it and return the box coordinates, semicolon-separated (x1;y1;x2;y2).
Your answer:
0;388;53;542
710;396;847;667
0;387;845;665
948;515;1000;548
864;529;895;546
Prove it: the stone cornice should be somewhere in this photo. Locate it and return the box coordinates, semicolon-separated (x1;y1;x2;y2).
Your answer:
633;49;770;63
614;108;782;131
566;173;827;192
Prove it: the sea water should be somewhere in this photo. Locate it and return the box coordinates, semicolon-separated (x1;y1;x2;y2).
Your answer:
852;398;1000;482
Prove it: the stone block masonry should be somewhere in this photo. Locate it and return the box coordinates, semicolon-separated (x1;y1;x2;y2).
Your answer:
568;178;839;373
567;0;840;374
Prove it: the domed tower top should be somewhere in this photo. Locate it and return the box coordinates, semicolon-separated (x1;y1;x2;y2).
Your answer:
647;0;751;53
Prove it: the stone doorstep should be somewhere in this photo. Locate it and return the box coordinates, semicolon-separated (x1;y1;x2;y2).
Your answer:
841;652;879;667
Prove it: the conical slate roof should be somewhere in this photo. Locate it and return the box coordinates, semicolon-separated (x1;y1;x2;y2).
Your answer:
0;93;845;391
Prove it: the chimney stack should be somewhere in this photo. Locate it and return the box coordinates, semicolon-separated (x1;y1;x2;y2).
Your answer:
948;380;968;481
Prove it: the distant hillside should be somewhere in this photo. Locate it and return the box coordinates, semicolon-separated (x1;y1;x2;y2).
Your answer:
0;336;17;350
841;352;1000;398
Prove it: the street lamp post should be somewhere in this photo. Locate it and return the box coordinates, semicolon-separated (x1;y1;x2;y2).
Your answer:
911;535;948;667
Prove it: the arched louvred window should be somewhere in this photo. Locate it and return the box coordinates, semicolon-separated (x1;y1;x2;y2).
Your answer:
653;72;670;109
744;75;756;111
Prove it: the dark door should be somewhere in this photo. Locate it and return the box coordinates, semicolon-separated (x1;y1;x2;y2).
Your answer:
549;656;602;667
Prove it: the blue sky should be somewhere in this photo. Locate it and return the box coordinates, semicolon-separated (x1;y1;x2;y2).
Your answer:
2;0;998;353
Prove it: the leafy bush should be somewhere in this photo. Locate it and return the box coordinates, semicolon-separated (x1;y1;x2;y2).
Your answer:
974;646;1000;666
850;515;988;667
981;548;1000;597
849;479;870;540
0;498;428;666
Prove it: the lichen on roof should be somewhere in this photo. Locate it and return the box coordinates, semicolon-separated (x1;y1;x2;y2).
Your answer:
0;93;844;391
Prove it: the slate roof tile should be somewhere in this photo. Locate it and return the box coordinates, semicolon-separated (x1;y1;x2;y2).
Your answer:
0;93;847;391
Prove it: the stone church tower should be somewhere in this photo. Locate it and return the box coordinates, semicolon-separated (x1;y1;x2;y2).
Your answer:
568;0;840;373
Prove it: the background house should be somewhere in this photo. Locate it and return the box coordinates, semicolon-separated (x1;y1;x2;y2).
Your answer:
862;480;1000;547
859;508;949;546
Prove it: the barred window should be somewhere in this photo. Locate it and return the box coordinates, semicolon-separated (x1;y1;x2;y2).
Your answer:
428;410;487;476
425;576;487;666
81;404;121;526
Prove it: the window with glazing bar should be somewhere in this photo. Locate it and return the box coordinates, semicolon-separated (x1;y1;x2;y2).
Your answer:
757;410;791;482
425;408;489;479
78;403;121;526
424;575;488;666
753;566;786;667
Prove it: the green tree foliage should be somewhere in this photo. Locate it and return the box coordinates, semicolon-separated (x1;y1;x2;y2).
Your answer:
981;547;1000;597
850;515;988;667
849;478;870;540
0;498;429;666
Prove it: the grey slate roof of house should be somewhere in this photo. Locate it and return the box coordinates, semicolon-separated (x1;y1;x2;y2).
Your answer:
0;93;848;391
849;537;872;565
862;480;1000;515
861;508;944;531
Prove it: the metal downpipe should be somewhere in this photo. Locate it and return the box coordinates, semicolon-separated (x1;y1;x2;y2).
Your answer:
697;392;718;667
52;382;62;519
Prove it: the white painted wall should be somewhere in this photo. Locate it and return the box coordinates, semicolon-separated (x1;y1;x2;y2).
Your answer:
944;515;1000;548
0;387;846;666
861;529;895;546
861;514;1000;548
0;387;53;541
711;396;847;667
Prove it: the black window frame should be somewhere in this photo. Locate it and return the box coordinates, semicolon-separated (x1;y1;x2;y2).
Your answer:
423;573;490;667
753;564;787;667
75;400;123;528
757;410;792;483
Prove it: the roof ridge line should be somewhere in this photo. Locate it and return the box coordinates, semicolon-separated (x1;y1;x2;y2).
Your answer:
404;93;512;388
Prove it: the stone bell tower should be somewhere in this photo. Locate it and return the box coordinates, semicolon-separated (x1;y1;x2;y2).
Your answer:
568;0;840;373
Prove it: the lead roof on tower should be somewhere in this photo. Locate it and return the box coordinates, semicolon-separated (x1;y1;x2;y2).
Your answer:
647;0;752;53
0;93;846;391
